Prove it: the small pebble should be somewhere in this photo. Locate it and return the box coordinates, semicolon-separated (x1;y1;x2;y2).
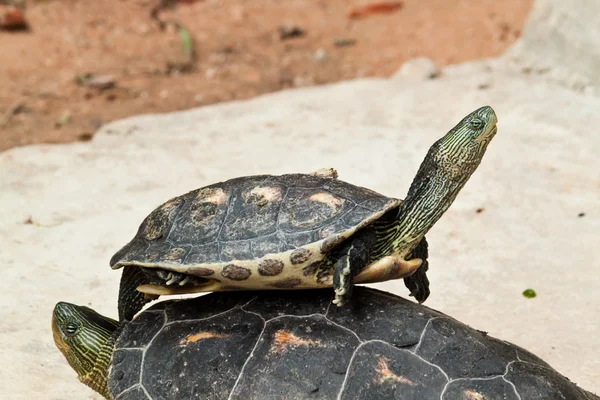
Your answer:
313;48;329;62
278;24;305;40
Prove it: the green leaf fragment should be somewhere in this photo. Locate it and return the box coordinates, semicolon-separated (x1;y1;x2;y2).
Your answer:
178;25;193;58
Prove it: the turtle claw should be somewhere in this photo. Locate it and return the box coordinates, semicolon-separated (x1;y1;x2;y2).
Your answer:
179;276;194;286
165;273;179;286
157;270;170;280
143;268;198;287
332;294;346;307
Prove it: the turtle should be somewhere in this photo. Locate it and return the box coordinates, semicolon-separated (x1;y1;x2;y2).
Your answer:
52;287;600;400
112;106;498;321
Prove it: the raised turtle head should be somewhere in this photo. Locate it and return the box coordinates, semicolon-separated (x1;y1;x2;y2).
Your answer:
392;106;498;254
431;105;498;180
52;302;119;398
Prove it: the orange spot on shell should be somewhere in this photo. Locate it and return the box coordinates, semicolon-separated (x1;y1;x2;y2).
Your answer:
463;389;485;400
270;330;321;354
376;357;416;386
179;331;230;345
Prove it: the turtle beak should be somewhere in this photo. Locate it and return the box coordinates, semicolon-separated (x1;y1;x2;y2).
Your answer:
476;125;497;143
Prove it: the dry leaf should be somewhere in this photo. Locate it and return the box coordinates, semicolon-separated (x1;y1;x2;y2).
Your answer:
348;2;403;19
0;5;28;30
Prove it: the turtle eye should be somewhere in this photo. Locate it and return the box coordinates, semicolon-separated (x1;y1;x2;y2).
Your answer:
468;117;484;130
65;322;79;336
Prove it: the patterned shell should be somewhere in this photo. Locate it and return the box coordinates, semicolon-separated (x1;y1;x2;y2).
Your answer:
110;174;400;276
107;288;599;400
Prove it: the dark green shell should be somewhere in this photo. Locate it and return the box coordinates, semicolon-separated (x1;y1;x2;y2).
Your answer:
107;288;599;399
110;174;399;269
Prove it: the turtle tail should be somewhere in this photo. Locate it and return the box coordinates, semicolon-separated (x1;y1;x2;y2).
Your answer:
403;238;430;303
118;267;157;321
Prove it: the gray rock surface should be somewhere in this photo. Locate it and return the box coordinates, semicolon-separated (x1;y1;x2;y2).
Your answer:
1;0;599;398
502;0;600;92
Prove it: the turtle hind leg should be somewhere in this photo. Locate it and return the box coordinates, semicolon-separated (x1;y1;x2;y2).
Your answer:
403;238;430;303
118;267;158;321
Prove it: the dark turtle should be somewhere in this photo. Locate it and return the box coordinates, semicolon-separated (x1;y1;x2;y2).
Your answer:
52;287;599;399
112;106;498;321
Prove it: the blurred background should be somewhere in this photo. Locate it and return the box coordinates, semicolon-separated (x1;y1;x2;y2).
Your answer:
0;0;531;152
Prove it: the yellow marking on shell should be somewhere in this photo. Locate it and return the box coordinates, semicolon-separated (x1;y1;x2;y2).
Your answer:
463;389;485;400
197;188;227;204
179;332;231;345
191;188;228;226
270;330;321;354
309;192;344;209
376;357;416;386
249;186;283;202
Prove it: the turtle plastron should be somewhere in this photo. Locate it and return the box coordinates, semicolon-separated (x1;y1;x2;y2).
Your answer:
353;255;423;284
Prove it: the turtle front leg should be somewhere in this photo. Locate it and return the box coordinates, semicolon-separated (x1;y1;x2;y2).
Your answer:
331;231;378;306
118;267;158;321
332;244;364;306
403;238;430;303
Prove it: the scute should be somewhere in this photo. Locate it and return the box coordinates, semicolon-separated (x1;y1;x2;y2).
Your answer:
110;173;400;269
339;341;447;399
443;378;520;400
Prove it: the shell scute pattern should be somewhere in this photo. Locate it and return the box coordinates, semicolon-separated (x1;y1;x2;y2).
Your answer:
340;341;447;399
184;243;219;265
141;197;184;241
416;317;515;379
111;174;403;280
277;188;351;233
108;288;599;400
229;315;361;399
326;289;439;347
219;183;286;242
443;378;520;400
219;240;253;262
116;310;165;349
168;186;231;246
108;348;143;397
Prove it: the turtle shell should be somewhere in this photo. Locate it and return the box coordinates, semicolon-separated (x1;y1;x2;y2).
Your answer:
107;287;598;399
110;173;401;290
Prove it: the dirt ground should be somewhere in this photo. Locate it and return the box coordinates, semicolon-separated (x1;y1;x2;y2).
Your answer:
0;0;531;152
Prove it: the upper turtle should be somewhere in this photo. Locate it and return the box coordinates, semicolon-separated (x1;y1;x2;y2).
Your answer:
112;106;498;321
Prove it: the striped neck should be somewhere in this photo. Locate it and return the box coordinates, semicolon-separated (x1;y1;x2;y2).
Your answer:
391;144;471;255
78;329;120;398
52;302;120;399
387;106;497;255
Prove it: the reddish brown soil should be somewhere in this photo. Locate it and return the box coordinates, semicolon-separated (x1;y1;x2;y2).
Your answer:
0;0;532;152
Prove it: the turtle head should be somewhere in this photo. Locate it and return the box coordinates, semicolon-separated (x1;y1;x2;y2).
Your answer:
432;105;498;180
394;106;498;252
52;302;119;398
